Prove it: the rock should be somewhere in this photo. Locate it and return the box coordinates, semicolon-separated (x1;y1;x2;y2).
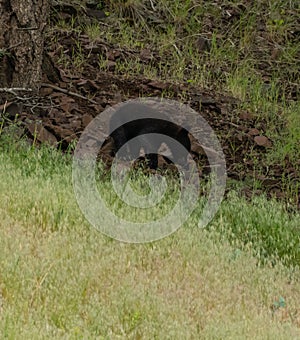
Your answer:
254;135;272;147
82;114;93;127
26;122;57;146
0;102;23;119
248;128;260;136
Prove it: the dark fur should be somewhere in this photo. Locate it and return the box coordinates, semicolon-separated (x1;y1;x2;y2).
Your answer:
108;103;191;169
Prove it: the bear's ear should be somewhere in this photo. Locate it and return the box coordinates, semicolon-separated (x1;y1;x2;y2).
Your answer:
177;126;184;135
177;127;191;152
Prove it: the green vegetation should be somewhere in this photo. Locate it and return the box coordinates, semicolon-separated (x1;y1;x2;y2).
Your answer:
87;0;299;165
53;0;299;203
0;0;299;337
0;120;300;338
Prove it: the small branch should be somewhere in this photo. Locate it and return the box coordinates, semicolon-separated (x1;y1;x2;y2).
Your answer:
0;87;33;93
6;43;22;50
41;83;98;104
149;0;156;11
17;27;38;30
172;43;182;57
0;87;33;99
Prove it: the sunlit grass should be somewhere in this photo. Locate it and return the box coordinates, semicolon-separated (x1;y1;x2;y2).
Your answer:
1;0;298;337
0;134;299;337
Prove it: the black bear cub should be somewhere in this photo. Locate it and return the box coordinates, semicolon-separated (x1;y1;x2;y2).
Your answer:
107;103;191;170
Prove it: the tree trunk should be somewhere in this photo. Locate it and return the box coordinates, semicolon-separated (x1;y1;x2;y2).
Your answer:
0;0;49;93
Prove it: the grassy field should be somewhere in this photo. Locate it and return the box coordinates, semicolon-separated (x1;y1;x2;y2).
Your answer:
1;0;300;338
0;128;299;338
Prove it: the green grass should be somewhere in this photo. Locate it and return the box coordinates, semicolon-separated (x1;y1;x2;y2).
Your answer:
0;1;299;337
55;0;300;176
0;132;299;338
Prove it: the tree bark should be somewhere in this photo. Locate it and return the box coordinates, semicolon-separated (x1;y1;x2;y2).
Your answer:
0;0;49;93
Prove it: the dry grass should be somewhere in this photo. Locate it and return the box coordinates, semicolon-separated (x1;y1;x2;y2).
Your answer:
0;138;299;338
